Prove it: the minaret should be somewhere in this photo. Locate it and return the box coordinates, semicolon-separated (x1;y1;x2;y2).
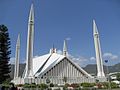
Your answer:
14;34;20;79
24;4;34;78
63;39;68;56
93;20;105;77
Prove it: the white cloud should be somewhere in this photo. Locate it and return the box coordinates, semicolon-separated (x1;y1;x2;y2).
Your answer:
103;53;112;57
89;53;118;61
10;57;15;64
57;50;62;54
34;55;39;58
103;52;118;60
66;37;71;41
54;50;87;66
90;57;96;61
78;56;88;61
68;54;88;67
111;55;118;60
10;57;26;64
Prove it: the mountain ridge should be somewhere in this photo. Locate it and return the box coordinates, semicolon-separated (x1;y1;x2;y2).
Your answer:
10;63;120;79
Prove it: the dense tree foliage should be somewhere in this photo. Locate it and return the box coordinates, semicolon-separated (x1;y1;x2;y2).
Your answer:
0;25;11;84
116;73;120;81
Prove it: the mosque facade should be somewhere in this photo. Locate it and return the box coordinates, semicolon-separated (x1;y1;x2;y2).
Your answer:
12;4;106;84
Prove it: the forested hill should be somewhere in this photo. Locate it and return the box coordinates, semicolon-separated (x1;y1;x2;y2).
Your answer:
10;63;120;79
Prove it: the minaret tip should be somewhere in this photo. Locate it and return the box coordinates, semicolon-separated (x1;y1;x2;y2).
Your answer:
93;19;95;23
29;3;34;23
31;2;34;8
63;39;68;56
93;19;99;35
17;34;20;47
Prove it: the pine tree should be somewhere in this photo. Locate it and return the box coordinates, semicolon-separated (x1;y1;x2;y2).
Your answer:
0;25;11;84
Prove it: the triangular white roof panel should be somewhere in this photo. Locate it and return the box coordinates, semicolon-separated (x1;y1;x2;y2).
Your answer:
33;54;51;75
34;53;65;76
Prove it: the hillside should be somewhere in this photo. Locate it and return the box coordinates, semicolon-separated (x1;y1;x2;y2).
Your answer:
10;64;25;79
83;63;120;75
10;63;120;79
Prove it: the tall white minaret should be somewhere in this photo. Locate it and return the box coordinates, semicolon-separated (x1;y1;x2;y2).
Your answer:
63;39;68;56
14;34;20;79
24;4;34;78
93;20;105;77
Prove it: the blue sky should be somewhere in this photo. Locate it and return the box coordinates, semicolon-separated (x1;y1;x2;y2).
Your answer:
0;0;120;67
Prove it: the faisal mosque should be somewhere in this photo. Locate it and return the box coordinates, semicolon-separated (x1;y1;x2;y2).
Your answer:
12;4;107;84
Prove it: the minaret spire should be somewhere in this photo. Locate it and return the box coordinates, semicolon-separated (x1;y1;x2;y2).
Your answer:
93;20;105;77
14;34;20;79
63;39;68;56
24;4;34;78
93;20;99;34
52;44;55;53
29;3;34;23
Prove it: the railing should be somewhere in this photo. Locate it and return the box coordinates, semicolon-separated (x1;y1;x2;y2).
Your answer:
17;77;107;84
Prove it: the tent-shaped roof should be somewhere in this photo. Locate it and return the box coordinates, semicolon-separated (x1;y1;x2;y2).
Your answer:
32;53;92;78
33;53;65;76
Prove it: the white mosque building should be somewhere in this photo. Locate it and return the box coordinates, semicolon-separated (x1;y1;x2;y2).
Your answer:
12;4;106;84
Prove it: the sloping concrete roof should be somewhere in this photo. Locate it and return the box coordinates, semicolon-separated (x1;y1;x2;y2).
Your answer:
32;53;92;78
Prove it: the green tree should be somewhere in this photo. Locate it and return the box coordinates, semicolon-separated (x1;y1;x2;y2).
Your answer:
0;25;11;84
116;73;120;81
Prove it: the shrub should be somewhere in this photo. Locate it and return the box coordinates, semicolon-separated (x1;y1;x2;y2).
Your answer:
54;88;61;90
63;86;66;90
23;83;37;88
23;83;31;88
81;82;95;87
101;82;109;89
2;79;11;85
65;83;70;87
96;83;103;89
70;83;79;88
111;82;118;88
16;84;24;87
39;83;48;89
50;83;54;87
30;83;36;88
101;82;118;89
1;84;9;88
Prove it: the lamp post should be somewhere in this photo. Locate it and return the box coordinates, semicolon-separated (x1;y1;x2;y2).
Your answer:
105;60;111;90
46;77;50;89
